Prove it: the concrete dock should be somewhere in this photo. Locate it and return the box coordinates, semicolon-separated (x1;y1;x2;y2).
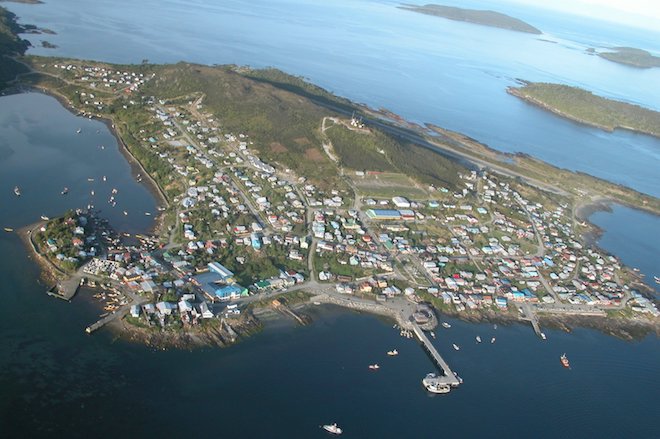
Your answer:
411;323;461;387
520;303;543;338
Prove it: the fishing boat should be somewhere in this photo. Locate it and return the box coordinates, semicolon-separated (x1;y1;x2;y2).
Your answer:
476;336;482;343
560;353;570;368
40;215;50;221
452;344;460;351
61;187;69;195
13;186;21;197
387;349;398;356
322;423;343;435
491;337;496;344
441;322;451;329
3;227;13;232
368;364;380;370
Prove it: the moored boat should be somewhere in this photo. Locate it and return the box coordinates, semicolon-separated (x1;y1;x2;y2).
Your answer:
3;227;13;232
476;336;482;343
368;364;380;370
441;322;451;329
14;186;21;197
322;423;343;435
61;187;69;195
387;349;398;356
422;373;451;394
560;353;570;368
40;215;50;221
541;332;547;340
491;337;496;344
452;343;460;351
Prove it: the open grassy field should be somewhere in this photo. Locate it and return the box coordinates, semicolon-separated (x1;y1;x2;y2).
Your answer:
351;172;430;199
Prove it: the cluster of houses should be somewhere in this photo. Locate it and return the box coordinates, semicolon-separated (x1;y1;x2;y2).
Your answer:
39;210;100;269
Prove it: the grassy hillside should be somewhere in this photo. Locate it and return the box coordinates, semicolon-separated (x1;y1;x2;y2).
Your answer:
399;4;541;34
326;123;463;188
508;82;660;138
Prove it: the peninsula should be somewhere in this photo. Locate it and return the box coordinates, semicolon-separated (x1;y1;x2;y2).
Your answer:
596;47;660;69
1;6;658;351
399;3;542;34
508;81;660;138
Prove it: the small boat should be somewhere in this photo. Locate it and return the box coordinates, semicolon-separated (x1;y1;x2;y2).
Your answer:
61;187;69;195
144;212;151;216
112;188;118;194
430;331;436;339
491;337;496;344
452;344;460;351
322;423;343;435
541;332;547;340
493;324;498;330
40;215;50;221
91;190;95;196
368;364;380;370
123;210;128;216
14;186;21;197
3;227;13;232
87;178;95;182
654;276;659;284
476;336;482;343
441;322;451;329
76;128;82;134
422;373;451;394
387;349;398;356
560;353;570;368
102;175;107;182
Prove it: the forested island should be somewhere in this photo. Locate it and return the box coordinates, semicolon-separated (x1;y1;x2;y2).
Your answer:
596;47;660;69
508;82;660;138
399;3;541;34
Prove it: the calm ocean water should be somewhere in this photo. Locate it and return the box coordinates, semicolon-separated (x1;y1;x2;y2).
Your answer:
0;88;658;439
0;1;659;437
6;0;660;196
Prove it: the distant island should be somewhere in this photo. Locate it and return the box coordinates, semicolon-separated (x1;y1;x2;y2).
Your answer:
595;47;660;69
508;82;660;138
399;3;541;34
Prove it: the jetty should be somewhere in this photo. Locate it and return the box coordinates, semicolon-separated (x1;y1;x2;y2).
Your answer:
411;322;461;387
520;303;543;337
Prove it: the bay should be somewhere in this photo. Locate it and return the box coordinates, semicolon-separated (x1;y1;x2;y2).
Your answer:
6;0;660;196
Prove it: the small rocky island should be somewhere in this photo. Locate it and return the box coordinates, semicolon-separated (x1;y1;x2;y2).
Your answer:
399;3;542;34
594;47;660;69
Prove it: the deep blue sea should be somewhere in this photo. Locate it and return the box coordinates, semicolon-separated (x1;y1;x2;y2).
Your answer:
1;1;659;437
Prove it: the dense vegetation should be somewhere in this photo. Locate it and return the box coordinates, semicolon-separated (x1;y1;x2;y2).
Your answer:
597;47;660;69
399;4;541;34
509;82;660;138
0;6;30;88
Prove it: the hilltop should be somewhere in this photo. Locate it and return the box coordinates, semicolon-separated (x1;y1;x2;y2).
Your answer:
399;3;541;34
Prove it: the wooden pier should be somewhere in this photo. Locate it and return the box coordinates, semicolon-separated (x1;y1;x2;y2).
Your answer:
411;323;461;387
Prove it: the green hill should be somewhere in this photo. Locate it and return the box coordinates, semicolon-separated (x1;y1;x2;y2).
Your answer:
508;82;660;138
399;4;541;34
597;47;660;69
